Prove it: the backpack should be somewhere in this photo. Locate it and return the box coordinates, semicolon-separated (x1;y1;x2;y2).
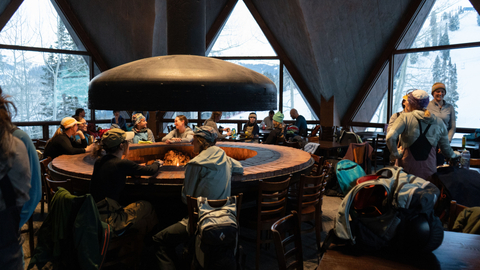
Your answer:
327;167;444;253
194;196;238;270
336;160;366;195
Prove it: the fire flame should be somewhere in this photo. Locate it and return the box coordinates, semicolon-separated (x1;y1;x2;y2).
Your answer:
163;150;190;166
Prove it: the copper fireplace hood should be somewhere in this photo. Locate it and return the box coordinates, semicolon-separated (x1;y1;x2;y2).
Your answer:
88;0;277;111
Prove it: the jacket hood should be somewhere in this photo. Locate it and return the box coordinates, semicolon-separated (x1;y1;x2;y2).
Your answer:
411;110;436;125
188;146;229;170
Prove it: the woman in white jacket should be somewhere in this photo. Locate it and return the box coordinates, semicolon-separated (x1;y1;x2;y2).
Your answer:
387;89;459;179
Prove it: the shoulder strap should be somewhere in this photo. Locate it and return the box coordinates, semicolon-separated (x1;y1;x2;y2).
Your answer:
415;117;432;136
396;112;400;117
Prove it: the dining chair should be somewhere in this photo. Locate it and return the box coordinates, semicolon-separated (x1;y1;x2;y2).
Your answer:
44;175;74;207
39;157;52;215
372;134;387;171
287;172;327;251
310;155;325;176
241;177;291;270
448;200;468;231
186;194;243;269
271;211;303;270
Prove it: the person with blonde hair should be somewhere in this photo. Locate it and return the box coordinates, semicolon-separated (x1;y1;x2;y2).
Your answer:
43;116;95;159
387;89;459;179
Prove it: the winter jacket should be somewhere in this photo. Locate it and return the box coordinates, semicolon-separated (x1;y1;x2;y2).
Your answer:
161;127;194;143
427;100;456;142
386;110;458;160
44;133;87;159
28;188;109;270
203;119;227;139
132;128;155;144
13;128;41;228
181;146;243;206
453;207;480;234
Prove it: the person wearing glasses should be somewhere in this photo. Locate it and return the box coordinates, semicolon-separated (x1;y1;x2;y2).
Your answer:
43;116;96;159
243;112;260;140
74;116;94;145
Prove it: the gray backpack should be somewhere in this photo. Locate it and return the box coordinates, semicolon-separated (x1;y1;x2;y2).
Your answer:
329;166;444;253
195;196;238;269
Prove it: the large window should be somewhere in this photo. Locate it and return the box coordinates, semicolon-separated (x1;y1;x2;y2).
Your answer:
364;0;480;134
0;0;93;139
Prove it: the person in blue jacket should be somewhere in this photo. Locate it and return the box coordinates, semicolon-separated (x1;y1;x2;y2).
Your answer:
290;108;308;137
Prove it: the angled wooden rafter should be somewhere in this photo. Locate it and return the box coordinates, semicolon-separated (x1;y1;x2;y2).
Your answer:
342;0;431;125
243;0;320;117
0;0;23;32
53;0;108;72
206;0;238;53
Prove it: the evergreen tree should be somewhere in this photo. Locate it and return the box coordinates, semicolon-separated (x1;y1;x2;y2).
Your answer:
439;26;450;60
423;39;430;56
410;53;418;65
432;55;443;83
477;14;480;26
449;13;460;31
40;16;88;120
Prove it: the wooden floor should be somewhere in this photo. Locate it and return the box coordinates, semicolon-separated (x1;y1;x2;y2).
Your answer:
21;195;344;270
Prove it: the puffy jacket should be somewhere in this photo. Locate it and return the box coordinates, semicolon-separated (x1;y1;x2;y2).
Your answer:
386;110;459;160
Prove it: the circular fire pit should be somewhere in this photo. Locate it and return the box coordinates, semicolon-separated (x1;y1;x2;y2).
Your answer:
49;142;313;195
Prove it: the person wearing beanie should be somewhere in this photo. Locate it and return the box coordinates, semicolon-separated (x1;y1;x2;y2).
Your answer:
131;113;156;144
427;82;456;142
90;128;160;237
290;108;308;137
427;82;457;165
264;111;285;144
387;95;408;134
243;112;260;139
387;89;459;179
153;126;243;269
43;116;96;159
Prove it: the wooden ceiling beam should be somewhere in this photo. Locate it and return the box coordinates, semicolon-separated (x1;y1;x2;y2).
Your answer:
342;0;432;125
206;0;238;54
53;0;109;72
0;0;23;32
243;0;320;117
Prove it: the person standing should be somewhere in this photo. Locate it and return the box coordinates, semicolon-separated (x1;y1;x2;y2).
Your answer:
387;97;408;134
261;110;275;130
427;82;456;165
0;90;31;270
73;108;86;122
290;108;307;137
152;126;243;270
387;89;459;179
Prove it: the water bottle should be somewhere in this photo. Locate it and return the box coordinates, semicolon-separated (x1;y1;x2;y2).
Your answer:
462;135;466;149
461;149;470;169
232;128;236;138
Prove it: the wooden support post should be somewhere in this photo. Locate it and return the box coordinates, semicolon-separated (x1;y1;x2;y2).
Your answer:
320;96;339;127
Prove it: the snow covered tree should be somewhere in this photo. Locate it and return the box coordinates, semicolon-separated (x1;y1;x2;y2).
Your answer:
449;13;460;31
430;10;439;46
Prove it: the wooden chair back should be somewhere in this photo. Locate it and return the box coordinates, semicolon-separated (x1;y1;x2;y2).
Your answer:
257;178;291;227
288;173;326;251
310;155;324;176
45;175;73;206
271;211;303;270
39;157;52;214
448;200;468;231
470;158;480;168
309;125;321;138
